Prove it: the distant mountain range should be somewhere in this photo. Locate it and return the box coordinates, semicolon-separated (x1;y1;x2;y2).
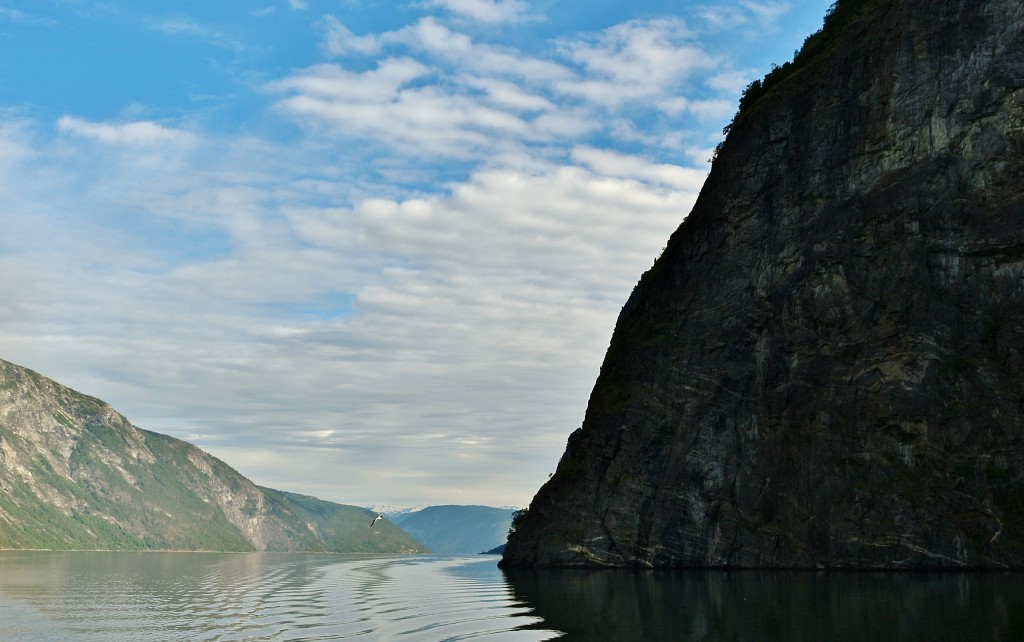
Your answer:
0;358;425;553
387;505;516;554
371;504;427;521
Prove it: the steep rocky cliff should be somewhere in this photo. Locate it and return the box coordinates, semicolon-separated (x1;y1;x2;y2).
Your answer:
503;0;1024;568
0;358;425;553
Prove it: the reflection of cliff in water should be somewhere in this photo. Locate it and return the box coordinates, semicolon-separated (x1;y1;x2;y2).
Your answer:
503;568;1024;641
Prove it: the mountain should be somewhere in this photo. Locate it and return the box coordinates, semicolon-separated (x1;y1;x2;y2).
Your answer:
391;505;515;554
373;505;427;521
0;358;425;553
503;0;1024;569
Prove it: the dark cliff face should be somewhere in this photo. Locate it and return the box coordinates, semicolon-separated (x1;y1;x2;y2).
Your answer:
503;0;1024;569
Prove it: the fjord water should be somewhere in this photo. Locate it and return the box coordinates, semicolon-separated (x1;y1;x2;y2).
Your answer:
0;552;554;641
505;568;1024;641
1;553;1022;641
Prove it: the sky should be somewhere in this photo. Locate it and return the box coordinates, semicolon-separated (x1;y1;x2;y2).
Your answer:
0;0;833;509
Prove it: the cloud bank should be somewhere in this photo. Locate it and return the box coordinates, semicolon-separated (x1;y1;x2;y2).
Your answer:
0;0;825;507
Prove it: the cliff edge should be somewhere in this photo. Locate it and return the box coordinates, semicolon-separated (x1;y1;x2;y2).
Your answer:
503;0;1024;568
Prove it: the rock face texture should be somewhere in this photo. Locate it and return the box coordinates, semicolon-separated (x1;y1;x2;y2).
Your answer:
503;0;1024;568
0;358;425;553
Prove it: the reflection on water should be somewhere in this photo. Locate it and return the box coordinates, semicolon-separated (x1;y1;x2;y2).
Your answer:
0;552;558;641
503;567;1024;641
3;552;1023;641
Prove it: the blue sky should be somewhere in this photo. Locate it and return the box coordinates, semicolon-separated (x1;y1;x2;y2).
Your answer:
1;0;832;508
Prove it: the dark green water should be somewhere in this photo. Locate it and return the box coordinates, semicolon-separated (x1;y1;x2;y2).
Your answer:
504;567;1024;641
0;552;1022;641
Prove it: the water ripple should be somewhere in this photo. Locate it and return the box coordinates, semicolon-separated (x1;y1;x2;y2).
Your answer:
0;552;560;641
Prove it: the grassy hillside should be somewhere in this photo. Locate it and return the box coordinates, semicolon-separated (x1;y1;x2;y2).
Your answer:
260;489;425;553
0;358;425;553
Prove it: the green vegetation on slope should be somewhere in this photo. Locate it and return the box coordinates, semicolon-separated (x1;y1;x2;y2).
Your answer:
0;401;253;551
0;358;426;553
736;0;875;114
260;488;427;553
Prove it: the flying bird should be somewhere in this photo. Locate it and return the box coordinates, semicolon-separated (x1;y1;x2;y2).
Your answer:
370;514;383;527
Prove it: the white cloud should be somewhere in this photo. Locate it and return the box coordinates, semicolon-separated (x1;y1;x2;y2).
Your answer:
266;161;698;504
0;0;808;506
270;59;546;158
0;117;37;170
149;17;245;52
656;96;735;120
421;0;532;24
460;76;556;113
291;161;695;281
570;147;708;191
0;110;702;506
393;18;572;83
0;7;55;25
321;17;572;87
269;58;432;104
323;16;382;55
56;116;196;146
707;68;757;94
698;0;791;33
280;14;747;161
553;19;719;109
741;1;791;27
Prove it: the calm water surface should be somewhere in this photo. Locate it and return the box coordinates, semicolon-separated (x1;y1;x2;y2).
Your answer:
1;552;1023;641
0;552;553;641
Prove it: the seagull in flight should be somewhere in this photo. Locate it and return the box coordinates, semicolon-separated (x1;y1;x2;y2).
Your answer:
370;514;383;528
